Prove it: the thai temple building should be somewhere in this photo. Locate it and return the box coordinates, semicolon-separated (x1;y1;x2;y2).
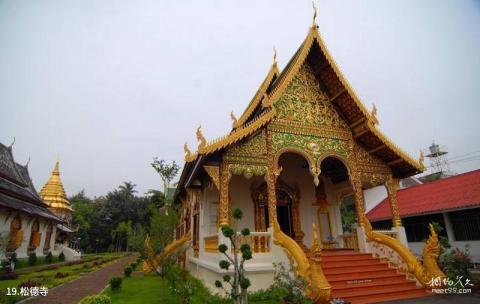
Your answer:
0;142;61;260
146;11;446;304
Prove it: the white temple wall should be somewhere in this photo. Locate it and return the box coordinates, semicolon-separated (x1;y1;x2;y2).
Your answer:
229;175;257;232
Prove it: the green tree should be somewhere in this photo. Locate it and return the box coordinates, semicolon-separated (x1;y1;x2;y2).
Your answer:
215;208;252;304
150;158;179;204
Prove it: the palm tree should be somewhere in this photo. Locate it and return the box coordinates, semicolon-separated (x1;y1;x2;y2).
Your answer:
119;182;137;197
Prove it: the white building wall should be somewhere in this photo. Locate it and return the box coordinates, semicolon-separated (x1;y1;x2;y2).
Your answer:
363;185;387;212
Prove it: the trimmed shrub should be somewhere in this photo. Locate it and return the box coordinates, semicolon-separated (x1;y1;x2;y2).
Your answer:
45;252;53;264
110;277;122;290
28;253;37;266
0;272;18;280
124;267;132;277
19;280;42;289
54;272;69;278
79;294;112;304
130;262;137;270
58;252;65;262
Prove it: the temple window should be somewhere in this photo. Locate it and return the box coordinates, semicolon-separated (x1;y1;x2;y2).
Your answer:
43;222;53;251
8;215;23;252
28;219;41;251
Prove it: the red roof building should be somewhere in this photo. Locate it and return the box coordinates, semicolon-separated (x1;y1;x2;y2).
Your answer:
367;169;480;221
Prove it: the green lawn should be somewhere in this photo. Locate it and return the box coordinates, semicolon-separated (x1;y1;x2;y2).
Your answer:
105;274;178;304
0;253;126;304
103;273;281;304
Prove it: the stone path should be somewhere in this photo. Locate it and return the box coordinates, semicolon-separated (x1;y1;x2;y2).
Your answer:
23;255;136;304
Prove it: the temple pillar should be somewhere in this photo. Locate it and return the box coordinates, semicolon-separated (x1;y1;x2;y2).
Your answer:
351;173;366;228
351;171;370;252
218;163;231;228
385;176;402;227
266;162;278;227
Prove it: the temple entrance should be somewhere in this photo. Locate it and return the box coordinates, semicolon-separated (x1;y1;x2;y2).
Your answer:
276;189;295;238
251;181;297;238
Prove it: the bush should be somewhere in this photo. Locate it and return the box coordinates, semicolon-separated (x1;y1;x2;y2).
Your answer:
58;252;65;262
124;267;132;277
80;294;112;304
54;272;69;278
249;263;311;304
83;263;91;269
0;272;18;280
28;253;37;266
441;247;473;282
45;252;53;264
130;262;137;269
110;277;122;290
19;280;42;289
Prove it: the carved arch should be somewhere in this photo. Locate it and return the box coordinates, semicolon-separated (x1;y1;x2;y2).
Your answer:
274;147;318;184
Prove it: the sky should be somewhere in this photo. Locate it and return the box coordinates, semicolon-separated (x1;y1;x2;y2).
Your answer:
1;0;479;197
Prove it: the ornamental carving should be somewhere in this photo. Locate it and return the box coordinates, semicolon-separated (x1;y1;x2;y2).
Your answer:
226;131;266;158
228;164;267;179
271;132;349;160
274;64;348;129
354;142;389;171
203;165;220;190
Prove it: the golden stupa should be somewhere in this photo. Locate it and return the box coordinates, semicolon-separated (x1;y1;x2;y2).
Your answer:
39;160;73;222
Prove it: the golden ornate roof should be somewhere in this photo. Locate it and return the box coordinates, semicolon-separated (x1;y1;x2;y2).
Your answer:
184;22;424;176
39;161;73;212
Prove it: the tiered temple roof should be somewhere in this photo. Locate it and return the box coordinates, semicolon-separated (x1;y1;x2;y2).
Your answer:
180;23;424;184
0;142;61;221
39;161;73;212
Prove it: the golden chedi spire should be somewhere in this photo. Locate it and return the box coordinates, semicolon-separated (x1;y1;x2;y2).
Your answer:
40;160;73;215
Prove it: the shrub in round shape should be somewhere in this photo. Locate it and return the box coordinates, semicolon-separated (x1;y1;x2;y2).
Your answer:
124;267;132;277
28;253;37;266
110;277;122;290
45;252;53;264
58;252;65;262
80;294;112;304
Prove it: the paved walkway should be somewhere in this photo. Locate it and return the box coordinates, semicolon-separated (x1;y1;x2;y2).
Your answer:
24;255;136;304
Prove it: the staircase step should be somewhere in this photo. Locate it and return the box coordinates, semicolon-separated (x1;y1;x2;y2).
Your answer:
333;282;418;298
325;268;398;281
323;259;384;268
323;264;390;275
329;275;411;289
322;253;375;262
343;288;429;304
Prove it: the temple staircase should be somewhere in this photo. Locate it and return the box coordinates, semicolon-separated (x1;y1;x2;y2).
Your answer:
322;249;429;304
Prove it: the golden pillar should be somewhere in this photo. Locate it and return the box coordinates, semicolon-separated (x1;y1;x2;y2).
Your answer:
218;163;231;227
351;172;366;227
267;161;278;227
386;176;402;227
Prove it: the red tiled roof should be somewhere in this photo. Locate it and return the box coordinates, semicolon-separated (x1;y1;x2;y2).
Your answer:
367;169;480;221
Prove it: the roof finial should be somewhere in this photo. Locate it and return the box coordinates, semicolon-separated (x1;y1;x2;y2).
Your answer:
230;111;238;128
196;125;207;150
184;142;194;162
370;103;379;125
273;47;277;65
419;150;425;168
312;1;318;27
53;159;60;175
8;137;16;149
25;156;31;168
